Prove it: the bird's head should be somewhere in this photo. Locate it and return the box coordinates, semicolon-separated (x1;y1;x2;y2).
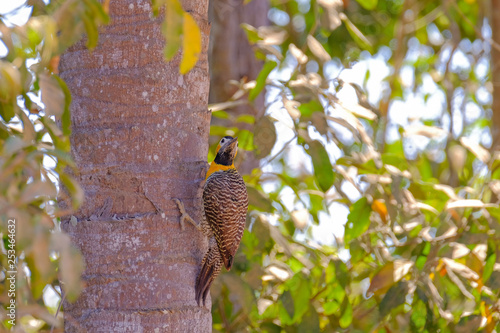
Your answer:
214;136;238;166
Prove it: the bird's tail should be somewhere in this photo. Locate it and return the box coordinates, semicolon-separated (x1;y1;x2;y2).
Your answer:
195;244;222;306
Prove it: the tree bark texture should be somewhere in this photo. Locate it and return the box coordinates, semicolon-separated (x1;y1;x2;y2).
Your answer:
492;0;500;151
59;0;211;331
208;0;268;174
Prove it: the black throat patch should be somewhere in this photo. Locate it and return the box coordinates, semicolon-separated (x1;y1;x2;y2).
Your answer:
214;149;233;166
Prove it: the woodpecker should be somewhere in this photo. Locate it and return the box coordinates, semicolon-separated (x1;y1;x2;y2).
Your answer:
174;136;248;306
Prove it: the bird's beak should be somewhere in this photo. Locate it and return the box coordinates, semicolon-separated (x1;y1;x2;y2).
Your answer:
228;137;238;147
226;137;238;158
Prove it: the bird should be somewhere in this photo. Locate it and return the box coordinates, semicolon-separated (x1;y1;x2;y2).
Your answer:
174;136;248;306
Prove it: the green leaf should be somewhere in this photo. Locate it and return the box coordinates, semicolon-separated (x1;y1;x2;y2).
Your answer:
0;103;16;123
341;15;373;52
59;173;84;209
151;0;166;15
46;149;75;168
350;239;367;263
483;253;496;282
41;116;70;151
309;192;324;223
339;296;353;328
355;0;378;10
297;306;320;333
280;290;295;321
334;259;349;288
236;114;255;124
251;216;271;251
163;0;184;60
410;299;427;330
212;110;229;119
241;229;259;259
288;272;311;323
249;60;277;101
415;242;430;270
246;185;274;212
260;322;281;333
487;271;500;290
53;75;72;136
308;140;334;192
210;125;235;137
0;122;10;140
238;129;254;151
330;284;346;304
240;23;261;44
179;12;201;74
298;99;322;117
323;301;340;315
0;62;21;121
82;14;99;49
379;280;408;317
344;197;371;243
221;273;256;316
326;259;336;283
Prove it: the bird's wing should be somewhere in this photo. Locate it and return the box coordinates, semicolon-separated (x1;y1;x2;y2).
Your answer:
203;169;248;270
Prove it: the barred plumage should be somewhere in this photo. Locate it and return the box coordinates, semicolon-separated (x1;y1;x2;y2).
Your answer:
203;168;248;268
183;136;248;306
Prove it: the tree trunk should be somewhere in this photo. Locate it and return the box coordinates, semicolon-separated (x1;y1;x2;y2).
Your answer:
209;0;267;111
492;0;500;151
208;0;268;174
59;0;212;331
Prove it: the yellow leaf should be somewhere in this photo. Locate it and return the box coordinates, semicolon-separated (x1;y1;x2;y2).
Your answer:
103;0;111;14
180;12;201;74
371;199;388;224
48;55;60;74
367;262;394;296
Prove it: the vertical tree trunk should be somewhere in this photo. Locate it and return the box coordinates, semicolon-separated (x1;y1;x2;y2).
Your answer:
59;0;211;331
492;0;500;151
209;0;268;111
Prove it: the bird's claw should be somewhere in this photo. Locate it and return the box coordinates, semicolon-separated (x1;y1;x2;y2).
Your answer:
173;198;197;231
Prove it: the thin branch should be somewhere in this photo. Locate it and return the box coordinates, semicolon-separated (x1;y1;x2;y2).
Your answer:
310;285;328;302
442;2;461;186
404;5;443;34
262;134;297;166
50;291;66;333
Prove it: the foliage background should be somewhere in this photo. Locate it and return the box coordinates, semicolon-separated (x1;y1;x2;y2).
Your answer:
1;0;500;331
208;0;500;332
0;1;107;330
